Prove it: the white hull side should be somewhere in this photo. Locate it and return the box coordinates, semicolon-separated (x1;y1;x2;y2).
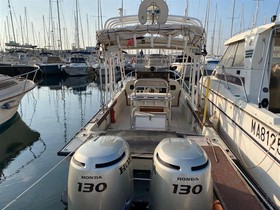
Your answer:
0;93;25;125
202;79;280;208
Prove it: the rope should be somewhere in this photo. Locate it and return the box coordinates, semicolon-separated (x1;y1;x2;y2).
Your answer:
2;133;100;209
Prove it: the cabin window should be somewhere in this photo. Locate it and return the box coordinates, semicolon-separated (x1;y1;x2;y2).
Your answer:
269;31;280;113
220;41;245;67
233;41;245;67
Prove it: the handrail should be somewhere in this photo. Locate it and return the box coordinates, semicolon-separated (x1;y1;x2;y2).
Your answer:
1;65;40;92
104;14;203;29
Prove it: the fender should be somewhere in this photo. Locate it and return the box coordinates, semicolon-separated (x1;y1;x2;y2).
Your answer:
138;0;168;25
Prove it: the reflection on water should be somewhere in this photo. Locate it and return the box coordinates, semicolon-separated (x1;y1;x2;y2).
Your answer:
0;113;42;183
0;74;101;209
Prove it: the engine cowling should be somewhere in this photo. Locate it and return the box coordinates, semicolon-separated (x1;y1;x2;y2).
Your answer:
67;135;133;210
150;137;213;210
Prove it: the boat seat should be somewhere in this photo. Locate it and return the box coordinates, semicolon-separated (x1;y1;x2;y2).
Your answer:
129;78;173;129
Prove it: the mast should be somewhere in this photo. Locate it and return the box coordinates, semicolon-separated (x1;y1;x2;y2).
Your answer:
43;15;47;48
230;0;235;37
24;7;29;45
204;0;210;42
216;18;222;56
6;16;11;42
78;2;85;48
8;0;16;43
86;14;91;46
57;0;63;51
185;0;188;16
97;0;100;30
239;3;244;31
210;3;217;56
19;15;24;44
252;0;262;27
75;0;80;49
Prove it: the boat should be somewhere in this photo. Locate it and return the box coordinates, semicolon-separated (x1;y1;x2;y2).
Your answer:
170;54;193;79
200;16;280;209
61;52;92;76
204;55;220;75
58;0;267;209
0;67;39;130
0;50;42;80
39;52;64;76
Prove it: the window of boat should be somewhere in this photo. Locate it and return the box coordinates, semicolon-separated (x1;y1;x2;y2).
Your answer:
219;41;244;67
219;43;237;67
269;30;280;113
71;57;86;63
232;41;245;67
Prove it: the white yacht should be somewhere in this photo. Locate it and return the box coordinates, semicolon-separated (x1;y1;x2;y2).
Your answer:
0;68;39;129
200;17;280;209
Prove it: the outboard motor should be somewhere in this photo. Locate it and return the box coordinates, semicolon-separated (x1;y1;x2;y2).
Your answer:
67;135;133;210
150;138;213;210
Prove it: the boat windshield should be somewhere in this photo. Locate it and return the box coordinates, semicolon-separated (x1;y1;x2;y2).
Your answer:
269;30;280;113
70;57;86;63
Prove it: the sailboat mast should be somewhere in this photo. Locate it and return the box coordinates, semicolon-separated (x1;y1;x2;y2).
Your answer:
25;7;29;44
8;0;16;43
210;3;217;56
230;0;236;37
253;0;260;27
19;15;24;44
43;15;47;48
75;0;80;49
57;0;62;51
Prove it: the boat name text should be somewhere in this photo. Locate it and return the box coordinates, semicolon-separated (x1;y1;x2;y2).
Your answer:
251;119;280;156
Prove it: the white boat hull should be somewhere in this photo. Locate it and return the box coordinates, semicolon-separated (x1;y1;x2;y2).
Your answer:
0;74;37;128
201;78;280;208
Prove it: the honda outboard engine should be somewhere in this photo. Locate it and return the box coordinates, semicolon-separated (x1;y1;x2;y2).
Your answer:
150;137;213;210
67;135;133;210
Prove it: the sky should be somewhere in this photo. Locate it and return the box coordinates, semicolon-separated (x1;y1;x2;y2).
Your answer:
0;0;279;54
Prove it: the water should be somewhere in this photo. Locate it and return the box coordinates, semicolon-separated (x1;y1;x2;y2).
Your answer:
0;75;101;210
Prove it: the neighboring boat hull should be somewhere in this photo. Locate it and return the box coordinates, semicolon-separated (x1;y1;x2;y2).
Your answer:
62;66;89;76
0;74;37;129
40;63;62;75
201;78;280;208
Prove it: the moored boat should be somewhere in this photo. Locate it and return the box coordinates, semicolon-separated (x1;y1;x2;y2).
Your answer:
61;52;93;76
58;0;267;209
39;52;64;76
200;17;280;209
0;67;39;130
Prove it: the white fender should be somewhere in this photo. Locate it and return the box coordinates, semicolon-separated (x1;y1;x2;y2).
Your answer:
138;0;168;25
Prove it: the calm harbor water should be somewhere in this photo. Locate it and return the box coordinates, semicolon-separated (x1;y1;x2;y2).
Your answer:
0;75;101;210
